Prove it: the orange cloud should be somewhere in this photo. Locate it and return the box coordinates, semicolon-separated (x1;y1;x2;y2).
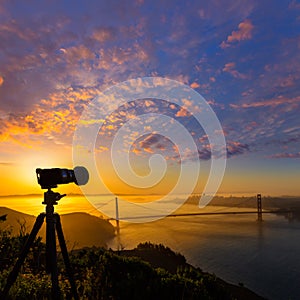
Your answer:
223;62;235;72
0;76;3;86
131;147;142;155
221;19;254;48
62;45;95;67
182;98;193;107
223;62;247;79
96;145;109;153
190;82;200;89
92;27;115;42
0;87;97;148
175;107;189;117
230;95;300;109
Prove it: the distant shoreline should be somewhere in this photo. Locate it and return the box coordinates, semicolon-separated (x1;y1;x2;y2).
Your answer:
1;193;300;198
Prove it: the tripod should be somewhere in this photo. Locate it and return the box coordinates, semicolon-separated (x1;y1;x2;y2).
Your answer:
1;189;79;300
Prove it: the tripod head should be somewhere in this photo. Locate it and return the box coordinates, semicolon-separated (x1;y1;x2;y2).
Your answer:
36;166;89;213
42;189;66;213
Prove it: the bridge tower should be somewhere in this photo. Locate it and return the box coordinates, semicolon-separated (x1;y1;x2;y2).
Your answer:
257;194;263;222
115;197;120;234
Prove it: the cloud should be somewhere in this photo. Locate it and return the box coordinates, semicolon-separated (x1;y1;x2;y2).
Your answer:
0;162;14;166
179;147;211;162
190;82;200;89
96;145;109;153
130;133;179;157
279;75;296;87
223;62;248;79
0;0;298;174
61;45;95;63
175;107;190;117
92;27;116;42
226;141;250;157
230;95;300;109
198;148;211;160
0;10;153;112
0;76;3;86
221;19;254;48
166;139;250;164
138;133;166;154
269;152;300;159
0;86;97;147
289;0;300;10
264;135;300;148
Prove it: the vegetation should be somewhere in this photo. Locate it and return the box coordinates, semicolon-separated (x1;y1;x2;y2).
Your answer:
0;216;264;299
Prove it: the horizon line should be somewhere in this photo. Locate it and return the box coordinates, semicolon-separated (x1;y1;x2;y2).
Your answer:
0;193;299;198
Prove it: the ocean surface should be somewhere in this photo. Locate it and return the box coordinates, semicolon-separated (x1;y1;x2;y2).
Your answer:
1;195;300;300
108;211;300;300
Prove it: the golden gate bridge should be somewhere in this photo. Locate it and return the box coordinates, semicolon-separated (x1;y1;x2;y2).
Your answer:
106;194;291;229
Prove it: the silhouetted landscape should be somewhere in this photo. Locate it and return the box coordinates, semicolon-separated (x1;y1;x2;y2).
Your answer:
0;208;266;299
1;195;300;299
0;207;115;249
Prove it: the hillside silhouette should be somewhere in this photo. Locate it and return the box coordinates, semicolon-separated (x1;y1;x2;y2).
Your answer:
120;243;266;300
0;217;266;300
0;207;115;248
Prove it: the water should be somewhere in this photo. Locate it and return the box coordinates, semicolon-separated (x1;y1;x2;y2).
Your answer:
108;210;300;300
1;196;300;299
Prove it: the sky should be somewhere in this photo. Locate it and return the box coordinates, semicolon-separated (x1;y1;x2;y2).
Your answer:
0;0;300;197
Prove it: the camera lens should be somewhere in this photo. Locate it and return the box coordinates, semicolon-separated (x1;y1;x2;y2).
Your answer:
36;167;89;189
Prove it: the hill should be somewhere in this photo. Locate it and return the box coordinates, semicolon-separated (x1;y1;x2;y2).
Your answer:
186;194;300;211
0;207;115;248
0;209;266;299
120;242;265;300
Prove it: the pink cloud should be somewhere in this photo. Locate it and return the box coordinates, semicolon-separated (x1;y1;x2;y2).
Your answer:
136;133;174;155
221;19;254;48
245;121;258;131
230;95;300;109
289;0;300;10
269;152;300;159
223;62;248;79
92;27;116;42
223;62;236;71
227;141;250;157
279;75;295;87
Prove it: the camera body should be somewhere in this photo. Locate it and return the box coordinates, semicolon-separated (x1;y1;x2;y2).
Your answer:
36;166;89;189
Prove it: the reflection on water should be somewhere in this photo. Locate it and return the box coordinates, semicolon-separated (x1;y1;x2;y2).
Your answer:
1;196;300;300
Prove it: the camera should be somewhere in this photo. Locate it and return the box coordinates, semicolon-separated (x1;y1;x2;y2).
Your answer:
36;166;89;189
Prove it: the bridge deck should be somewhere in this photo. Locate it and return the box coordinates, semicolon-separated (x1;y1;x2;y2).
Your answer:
108;209;290;221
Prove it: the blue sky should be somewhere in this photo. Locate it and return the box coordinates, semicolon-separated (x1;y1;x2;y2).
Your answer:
0;0;299;196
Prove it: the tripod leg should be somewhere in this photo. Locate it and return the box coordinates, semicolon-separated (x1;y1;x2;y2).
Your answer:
55;214;79;300
1;213;46;299
46;212;60;299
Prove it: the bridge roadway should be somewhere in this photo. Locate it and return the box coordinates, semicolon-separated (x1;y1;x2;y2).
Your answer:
107;209;290;221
